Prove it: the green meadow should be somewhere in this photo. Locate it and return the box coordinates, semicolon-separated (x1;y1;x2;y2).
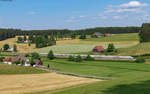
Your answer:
31;58;150;94
84;33;139;42
0;63;46;75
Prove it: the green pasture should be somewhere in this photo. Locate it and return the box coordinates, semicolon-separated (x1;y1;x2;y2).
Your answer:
0;63;46;75
118;42;150;56
32;58;150;94
84;33;139;42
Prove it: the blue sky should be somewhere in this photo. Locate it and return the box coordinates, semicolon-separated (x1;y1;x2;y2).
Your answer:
0;0;150;30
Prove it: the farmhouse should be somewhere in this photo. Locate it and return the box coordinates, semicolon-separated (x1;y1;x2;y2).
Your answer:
24;38;30;43
3;56;43;67
93;32;103;37
7;48;14;52
104;33;109;37
33;59;43;67
92;46;105;53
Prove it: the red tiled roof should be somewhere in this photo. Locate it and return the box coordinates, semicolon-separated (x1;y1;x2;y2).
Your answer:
93;46;105;52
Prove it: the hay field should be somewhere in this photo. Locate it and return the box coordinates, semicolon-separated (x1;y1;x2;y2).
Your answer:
0;37;38;53
0;73;100;94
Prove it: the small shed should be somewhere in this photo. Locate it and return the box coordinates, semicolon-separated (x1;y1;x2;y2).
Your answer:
93;46;105;53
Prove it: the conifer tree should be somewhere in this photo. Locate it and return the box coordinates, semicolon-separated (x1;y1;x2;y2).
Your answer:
47;50;55;60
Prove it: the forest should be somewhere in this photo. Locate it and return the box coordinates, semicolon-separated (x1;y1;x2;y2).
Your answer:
0;27;140;41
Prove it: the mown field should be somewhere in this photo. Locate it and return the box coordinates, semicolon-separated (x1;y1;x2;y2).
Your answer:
0;73;99;94
36;33;139;54
31;58;150;94
118;42;150;56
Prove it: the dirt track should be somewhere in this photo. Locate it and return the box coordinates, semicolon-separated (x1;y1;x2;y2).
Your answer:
0;73;101;94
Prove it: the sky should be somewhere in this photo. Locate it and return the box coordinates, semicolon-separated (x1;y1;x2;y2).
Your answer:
0;0;150;30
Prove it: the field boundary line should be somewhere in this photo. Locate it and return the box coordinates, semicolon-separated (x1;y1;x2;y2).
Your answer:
38;67;114;80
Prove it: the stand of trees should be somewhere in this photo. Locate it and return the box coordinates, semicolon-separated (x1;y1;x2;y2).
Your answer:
139;23;150;42
0;29;19;41
34;35;56;48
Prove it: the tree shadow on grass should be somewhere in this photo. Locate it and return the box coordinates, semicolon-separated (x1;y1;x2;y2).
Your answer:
103;80;150;94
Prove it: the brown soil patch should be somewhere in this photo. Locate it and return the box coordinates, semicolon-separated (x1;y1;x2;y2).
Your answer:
0;73;101;94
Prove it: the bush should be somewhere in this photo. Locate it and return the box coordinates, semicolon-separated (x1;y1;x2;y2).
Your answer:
17;37;23;43
84;55;94;61
135;58;146;63
31;52;40;60
20;60;25;66
68;56;75;61
107;44;115;52
71;34;76;39
28;42;31;46
25;53;30;57
47;50;55;60
13;44;17;52
75;55;82;62
3;44;9;51
0;57;5;62
91;35;98;38
79;34;86;39
13;61;21;65
30;58;35;66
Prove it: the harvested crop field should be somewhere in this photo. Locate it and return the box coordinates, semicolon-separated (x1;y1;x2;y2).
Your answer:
0;73;101;94
0;37;37;53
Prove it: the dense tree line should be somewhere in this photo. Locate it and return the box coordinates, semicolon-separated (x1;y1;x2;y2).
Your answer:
21;27;140;35
17;35;56;48
0;27;140;41
74;27;140;35
139;23;150;42
0;29;20;41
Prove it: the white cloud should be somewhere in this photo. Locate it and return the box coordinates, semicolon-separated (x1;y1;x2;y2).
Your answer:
79;16;85;18
28;11;37;15
116;8;143;13
113;16;120;19
105;8;143;13
105;1;148;13
120;1;148;8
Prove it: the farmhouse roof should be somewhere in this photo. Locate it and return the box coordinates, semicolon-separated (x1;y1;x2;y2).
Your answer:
93;46;105;52
3;56;29;63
